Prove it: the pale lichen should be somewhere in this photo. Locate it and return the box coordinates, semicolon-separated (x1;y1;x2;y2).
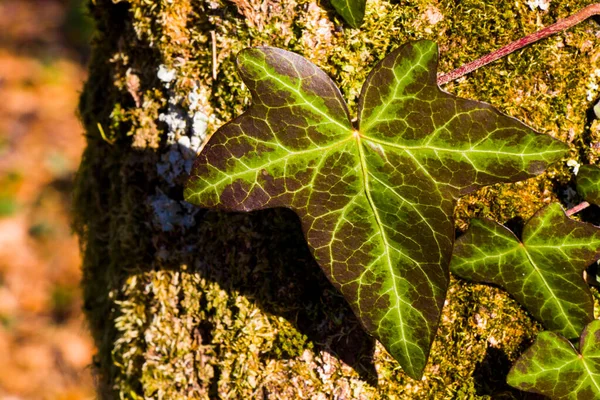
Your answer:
157;65;176;86
527;0;551;11
149;190;197;232
567;158;582;175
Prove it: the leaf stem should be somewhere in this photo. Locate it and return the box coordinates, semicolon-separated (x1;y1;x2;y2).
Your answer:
566;201;591;217
437;4;600;86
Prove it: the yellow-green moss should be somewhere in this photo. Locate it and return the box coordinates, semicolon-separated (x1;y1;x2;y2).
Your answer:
74;0;600;398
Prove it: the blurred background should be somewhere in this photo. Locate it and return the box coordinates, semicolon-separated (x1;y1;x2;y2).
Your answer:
0;0;96;398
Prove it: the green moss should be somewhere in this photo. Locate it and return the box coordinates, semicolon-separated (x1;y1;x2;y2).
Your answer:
74;0;600;398
267;317;312;359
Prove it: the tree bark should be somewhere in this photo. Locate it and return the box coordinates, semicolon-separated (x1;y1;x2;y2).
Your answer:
74;0;600;398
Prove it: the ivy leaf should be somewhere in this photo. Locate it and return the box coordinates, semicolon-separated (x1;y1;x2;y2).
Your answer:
450;203;600;339
184;41;568;379
507;319;600;399
577;165;600;205
330;0;366;28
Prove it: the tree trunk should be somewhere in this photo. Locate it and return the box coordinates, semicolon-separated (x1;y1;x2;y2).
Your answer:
74;0;600;398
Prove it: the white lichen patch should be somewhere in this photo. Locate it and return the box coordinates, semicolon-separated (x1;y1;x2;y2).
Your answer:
156;115;207;184
149;190;197;232
424;5;443;26
158;104;187;136
414;4;444;35
475;313;487;329
187;84;212;143
527;0;551;11
157;85;212;185
487;336;499;347
188;84;203;111
567;159;581;175
157;64;176;86
192;112;209;141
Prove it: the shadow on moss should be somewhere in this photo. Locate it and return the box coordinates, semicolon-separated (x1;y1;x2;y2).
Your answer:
185;207;379;384
473;346;547;399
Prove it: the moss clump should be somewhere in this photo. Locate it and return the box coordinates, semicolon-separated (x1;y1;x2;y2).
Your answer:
74;0;600;398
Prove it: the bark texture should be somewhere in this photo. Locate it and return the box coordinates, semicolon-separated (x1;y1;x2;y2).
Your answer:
74;0;600;398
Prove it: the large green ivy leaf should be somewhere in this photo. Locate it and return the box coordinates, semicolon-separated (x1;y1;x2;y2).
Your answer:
184;40;568;379
450;203;600;339
330;0;366;28
577;165;600;205
507;319;600;399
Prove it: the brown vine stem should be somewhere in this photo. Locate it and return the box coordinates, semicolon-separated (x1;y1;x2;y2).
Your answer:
437;4;600;86
566;201;591;217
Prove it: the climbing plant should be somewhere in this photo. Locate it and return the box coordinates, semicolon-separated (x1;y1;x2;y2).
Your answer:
184;40;569;379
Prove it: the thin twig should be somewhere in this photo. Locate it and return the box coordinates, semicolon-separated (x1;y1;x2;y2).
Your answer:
566;201;591;217
97;122;114;145
437;4;600;86
211;30;217;81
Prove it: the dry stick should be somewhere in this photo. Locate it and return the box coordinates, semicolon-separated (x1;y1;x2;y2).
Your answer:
566;201;591;216
437;4;600;86
211;30;217;81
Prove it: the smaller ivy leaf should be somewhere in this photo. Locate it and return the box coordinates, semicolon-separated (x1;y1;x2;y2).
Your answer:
450;203;600;339
577;165;600;205
331;0;366;28
507;319;600;399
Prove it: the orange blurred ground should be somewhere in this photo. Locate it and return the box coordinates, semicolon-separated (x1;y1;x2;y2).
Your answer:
0;0;95;398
